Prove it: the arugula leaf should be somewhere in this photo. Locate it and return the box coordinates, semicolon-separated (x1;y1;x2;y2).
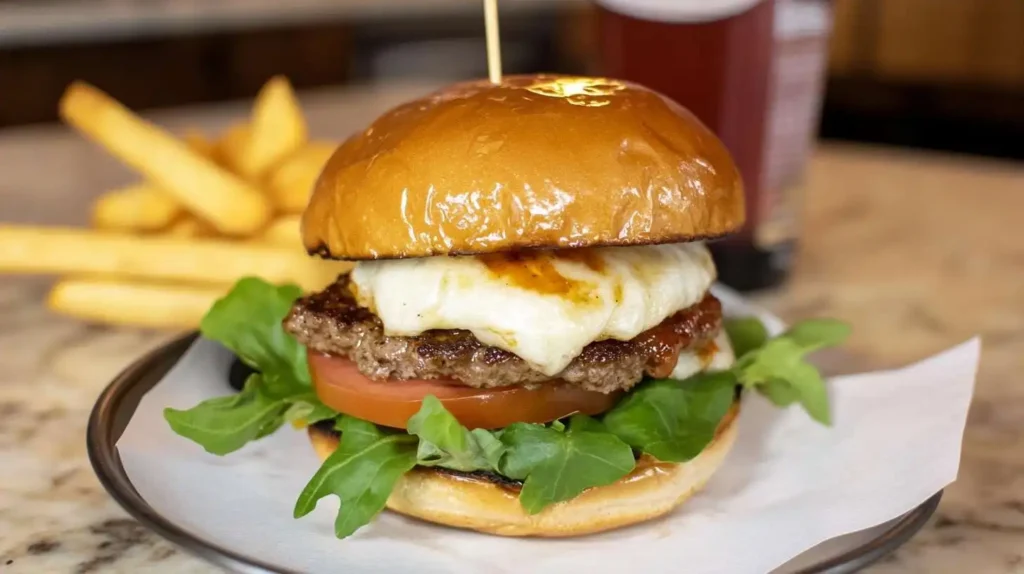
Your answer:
199;277;308;398
758;377;800;407
591;316;846;470
496;423;563;481
332;414;379;439
164;375;286;455
499;416;635;514
784;362;830;424
406;395;505;472
736;338;831;423
283;394;339;427
566;413;609;434
725;317;770;358
518;434;633;515
470;429;506;470
294;416;417;538
731;318;850;425
783;319;851;353
165;278;334;454
739;337;804;383
603;372;736;462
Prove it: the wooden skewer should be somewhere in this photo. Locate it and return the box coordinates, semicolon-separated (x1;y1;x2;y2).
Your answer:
483;0;502;84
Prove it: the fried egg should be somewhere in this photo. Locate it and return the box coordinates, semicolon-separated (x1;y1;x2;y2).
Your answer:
670;331;736;380
350;243;718;377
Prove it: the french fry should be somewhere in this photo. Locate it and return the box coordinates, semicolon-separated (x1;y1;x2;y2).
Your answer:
267;142;335;213
92;183;181;232
48;278;223;329
259;214;302;247
237;76;308;178
0;225;349;292
216;122;251;173
59;82;271;236
183;129;217;158
164;215;216;238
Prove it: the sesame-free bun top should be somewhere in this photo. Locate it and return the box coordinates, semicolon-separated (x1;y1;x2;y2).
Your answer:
303;75;744;260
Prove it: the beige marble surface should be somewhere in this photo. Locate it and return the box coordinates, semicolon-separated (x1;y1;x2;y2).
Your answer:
1;84;1023;573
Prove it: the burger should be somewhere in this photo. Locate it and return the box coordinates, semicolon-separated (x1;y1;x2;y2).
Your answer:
165;75;845;539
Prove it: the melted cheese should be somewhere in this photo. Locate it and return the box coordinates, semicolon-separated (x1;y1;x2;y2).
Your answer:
350;243;716;376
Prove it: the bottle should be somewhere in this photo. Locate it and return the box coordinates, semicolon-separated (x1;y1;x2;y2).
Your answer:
595;0;833;291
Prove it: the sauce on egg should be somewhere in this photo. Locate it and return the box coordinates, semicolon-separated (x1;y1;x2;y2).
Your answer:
558;249;606;272
698;339;719;364
479;251;601;303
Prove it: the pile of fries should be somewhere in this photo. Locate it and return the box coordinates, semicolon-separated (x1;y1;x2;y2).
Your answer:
0;77;349;329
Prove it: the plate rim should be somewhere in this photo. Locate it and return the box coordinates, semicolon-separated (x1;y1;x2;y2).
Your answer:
87;333;942;574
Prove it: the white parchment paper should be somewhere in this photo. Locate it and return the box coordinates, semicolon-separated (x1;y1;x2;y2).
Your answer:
116;288;980;574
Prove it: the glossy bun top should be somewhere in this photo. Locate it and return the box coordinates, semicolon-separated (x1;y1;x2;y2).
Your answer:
302;75;744;260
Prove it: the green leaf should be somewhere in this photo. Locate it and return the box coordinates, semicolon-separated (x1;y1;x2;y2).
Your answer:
783;362;831;424
739;338;804;385
725;317;770;358
412;440;444;466
199;277;308;398
332;415;381;442
497;423;563;481
294;416;417;538
758;377;800;407
783;319;851;354
736;337;834;425
164;375;287;455
166;278;338;455
254;415;286;440
470;428;506;470
500;421;634;515
603;371;736;462
406;395;504;472
566;413;609;434
283;394;338;426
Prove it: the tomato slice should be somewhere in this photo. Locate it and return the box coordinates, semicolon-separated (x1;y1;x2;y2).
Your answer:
308;351;620;429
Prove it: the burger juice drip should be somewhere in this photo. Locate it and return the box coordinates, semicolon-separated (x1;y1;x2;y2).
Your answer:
596;0;833;291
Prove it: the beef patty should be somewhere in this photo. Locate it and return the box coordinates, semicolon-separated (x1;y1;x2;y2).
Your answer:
284;275;722;394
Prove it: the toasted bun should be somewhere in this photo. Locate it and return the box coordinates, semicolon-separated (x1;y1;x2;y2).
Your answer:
307;402;738;537
302;75;744;260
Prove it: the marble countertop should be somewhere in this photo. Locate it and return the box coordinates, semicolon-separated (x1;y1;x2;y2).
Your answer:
1;84;1023;573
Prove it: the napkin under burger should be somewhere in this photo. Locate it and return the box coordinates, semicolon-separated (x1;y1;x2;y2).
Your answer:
165;75;849;538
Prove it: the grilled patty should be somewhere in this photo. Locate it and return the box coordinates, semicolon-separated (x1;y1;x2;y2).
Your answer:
284;275;722;394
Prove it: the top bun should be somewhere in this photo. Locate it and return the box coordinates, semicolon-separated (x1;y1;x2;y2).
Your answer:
302;75;744;260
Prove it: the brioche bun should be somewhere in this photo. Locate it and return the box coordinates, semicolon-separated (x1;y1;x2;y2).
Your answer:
307;401;738;537
302;75;744;260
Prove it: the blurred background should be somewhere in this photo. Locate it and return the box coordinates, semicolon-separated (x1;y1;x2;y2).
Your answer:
1;0;1022;160
1;6;1023;569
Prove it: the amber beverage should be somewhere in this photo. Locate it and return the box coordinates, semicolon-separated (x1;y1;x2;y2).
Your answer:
595;0;832;291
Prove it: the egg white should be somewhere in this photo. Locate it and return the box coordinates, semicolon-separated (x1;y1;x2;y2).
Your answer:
350;243;718;377
670;331;736;380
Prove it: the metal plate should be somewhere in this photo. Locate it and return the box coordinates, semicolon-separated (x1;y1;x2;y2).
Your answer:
88;334;942;574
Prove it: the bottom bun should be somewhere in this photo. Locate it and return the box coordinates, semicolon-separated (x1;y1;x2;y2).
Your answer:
307;402;738;537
